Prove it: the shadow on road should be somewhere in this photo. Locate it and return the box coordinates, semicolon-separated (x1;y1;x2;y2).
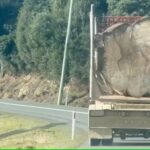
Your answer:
0;122;67;140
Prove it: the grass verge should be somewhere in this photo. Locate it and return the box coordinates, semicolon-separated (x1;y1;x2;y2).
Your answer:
0;112;87;148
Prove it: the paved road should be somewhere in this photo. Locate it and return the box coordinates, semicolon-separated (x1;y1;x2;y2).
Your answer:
1;99;150;148
0;99;88;130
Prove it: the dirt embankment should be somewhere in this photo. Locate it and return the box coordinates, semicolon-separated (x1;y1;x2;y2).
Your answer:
0;74;88;107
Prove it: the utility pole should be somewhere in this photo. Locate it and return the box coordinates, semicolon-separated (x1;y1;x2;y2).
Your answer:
89;4;94;101
57;0;73;105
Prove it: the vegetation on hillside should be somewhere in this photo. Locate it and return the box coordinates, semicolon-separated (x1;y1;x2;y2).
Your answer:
0;0;149;83
108;0;150;16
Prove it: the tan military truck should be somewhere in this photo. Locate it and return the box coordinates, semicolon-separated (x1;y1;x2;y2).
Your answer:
89;5;150;146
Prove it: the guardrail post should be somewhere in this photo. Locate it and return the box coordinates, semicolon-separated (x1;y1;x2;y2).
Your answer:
72;111;76;140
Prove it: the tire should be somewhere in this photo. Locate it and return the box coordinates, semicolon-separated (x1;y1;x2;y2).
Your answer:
102;139;113;146
90;138;101;146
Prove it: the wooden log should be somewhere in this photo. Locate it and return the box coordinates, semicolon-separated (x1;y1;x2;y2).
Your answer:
95;17;150;97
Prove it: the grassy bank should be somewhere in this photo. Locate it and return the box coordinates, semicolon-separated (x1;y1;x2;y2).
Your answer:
0;112;87;148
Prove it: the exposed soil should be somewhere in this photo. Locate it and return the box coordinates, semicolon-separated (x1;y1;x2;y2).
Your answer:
0;74;88;107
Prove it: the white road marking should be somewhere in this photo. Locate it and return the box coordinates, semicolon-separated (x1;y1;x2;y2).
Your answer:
0;102;88;115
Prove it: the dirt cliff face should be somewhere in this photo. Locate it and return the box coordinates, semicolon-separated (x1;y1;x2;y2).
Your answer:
95;17;150;97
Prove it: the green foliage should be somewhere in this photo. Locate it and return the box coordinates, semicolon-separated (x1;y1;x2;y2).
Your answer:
68;0;107;82
0;0;23;75
0;34;19;74
16;0;108;82
1;0;149;84
108;0;150;15
16;0;64;78
0;0;23;35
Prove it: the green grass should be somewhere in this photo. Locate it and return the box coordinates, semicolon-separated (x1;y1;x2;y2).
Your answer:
0;112;87;148
0;113;47;133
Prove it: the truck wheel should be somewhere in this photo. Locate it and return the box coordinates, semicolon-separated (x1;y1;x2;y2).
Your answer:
90;138;101;146
102;139;113;146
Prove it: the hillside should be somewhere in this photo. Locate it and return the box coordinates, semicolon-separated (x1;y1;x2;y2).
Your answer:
0;74;88;107
0;0;149;106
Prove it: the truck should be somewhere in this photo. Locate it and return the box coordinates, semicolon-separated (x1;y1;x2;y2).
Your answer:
89;4;150;146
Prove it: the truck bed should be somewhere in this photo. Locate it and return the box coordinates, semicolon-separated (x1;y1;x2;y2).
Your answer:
99;95;150;103
89;95;150;139
90;95;150;111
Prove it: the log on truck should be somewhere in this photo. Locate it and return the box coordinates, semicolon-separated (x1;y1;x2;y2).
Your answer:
94;17;150;97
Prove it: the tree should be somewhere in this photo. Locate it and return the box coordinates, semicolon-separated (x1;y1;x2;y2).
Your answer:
0;0;23;75
107;0;150;16
16;0;108;82
16;0;64;78
0;0;23;35
67;0;107;82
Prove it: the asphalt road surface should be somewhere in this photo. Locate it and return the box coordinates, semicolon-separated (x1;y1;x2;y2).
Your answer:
1;99;150;148
0;99;88;130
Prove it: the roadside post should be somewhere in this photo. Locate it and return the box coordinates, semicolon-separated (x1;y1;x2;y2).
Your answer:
65;86;70;106
72;111;76;140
